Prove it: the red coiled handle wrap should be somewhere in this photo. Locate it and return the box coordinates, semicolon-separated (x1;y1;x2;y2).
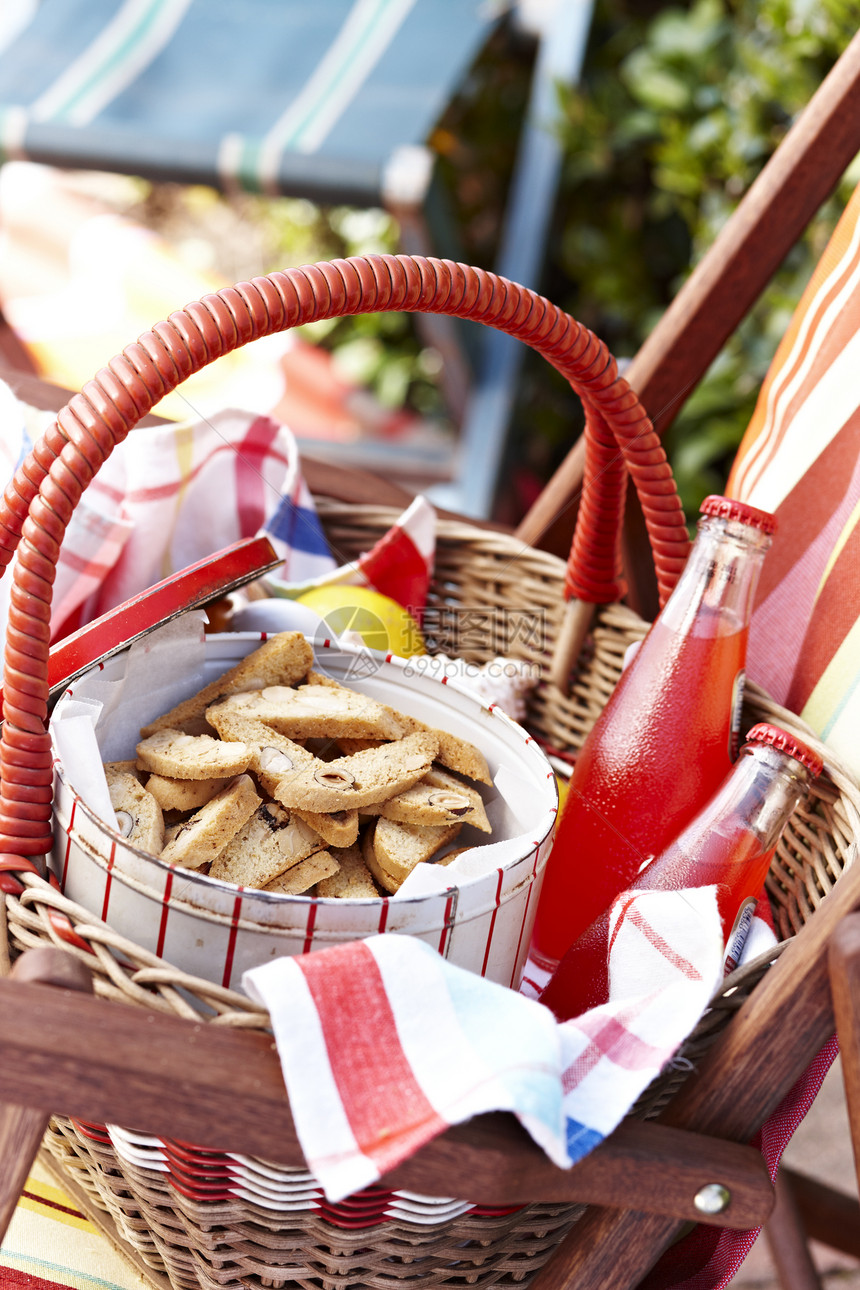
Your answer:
0;254;689;863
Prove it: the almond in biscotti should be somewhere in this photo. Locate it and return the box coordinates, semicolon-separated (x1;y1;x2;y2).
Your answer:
140;632;314;736
136;729;252;781
104;765;164;855
145;773;233;813
270;731;439;813
377;767;492;832
204;708;315;795
316;843;379;899
208;684;405;742
159;774;260;870
262;848;340;895
361;817;462;893
209;803;326;889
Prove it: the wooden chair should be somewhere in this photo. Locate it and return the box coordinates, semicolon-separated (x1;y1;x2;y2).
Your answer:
2;32;860;1290
0;827;858;1290
0;356;856;1289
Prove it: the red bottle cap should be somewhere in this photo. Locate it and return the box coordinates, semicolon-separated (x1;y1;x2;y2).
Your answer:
700;495;777;534
744;723;823;777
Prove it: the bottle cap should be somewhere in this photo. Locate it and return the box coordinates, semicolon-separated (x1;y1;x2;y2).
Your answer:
744;723;823;777
700;495;777;534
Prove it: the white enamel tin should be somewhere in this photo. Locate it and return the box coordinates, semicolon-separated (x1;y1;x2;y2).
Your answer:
50;631;557;992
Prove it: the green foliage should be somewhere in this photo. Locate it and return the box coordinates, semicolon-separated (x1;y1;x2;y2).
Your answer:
540;0;857;518
132;6;858;520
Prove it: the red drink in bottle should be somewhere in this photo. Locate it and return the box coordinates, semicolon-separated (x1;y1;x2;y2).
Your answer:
539;723;822;1020
528;496;776;978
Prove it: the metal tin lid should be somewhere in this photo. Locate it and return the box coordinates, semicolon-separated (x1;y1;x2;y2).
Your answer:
700;495;777;534
744;723;823;777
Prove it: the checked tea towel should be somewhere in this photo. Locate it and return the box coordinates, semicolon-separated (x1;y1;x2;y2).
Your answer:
244;884;726;1202
0;380;437;651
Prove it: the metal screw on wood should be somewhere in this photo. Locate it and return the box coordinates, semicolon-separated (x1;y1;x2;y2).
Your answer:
694;1183;732;1215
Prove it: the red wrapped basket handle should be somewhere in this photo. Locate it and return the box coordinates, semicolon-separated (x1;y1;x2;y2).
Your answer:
0;254;689;865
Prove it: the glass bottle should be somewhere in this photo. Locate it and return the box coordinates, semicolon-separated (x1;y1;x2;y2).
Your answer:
538;723;822;1021
529;495;776;978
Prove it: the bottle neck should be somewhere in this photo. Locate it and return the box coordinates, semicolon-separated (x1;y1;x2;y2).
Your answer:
687;743;812;852
661;514;772;636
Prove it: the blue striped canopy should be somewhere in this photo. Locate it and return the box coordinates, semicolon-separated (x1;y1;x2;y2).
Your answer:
0;0;498;203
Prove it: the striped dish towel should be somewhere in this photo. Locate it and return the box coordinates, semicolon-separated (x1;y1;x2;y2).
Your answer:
244;885;726;1202
0;382;437;648
0;389;335;640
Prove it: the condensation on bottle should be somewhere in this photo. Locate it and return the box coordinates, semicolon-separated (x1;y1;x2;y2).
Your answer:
539;723;823;1021
528;495;777;980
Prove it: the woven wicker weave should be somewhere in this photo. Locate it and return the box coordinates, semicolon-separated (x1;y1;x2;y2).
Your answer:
0;256;857;1289
2;499;857;1290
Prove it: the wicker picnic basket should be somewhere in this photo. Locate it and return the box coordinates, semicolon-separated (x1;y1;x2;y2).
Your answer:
1;255;858;1290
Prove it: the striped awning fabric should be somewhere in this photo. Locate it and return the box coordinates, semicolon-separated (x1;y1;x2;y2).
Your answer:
0;0;498;202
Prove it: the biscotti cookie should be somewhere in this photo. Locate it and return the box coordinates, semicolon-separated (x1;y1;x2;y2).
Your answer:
204;709;315;795
105;765;164;854
306;675;482;769
136;729;252;781
376;766;492;832
208;684;405;741
316;843;379;898
292;807;360;848
145;773;233;813
140;632;314;736
381;707;492;784
209;803;326;889
262;848;340;895
362;817;462;893
105;759;145;784
271;731;439;813
160;774;260;870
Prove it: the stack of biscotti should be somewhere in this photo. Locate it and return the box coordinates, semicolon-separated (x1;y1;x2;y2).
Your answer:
103;632;494;899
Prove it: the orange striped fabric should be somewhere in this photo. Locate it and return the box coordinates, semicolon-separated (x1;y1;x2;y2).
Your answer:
727;181;860;776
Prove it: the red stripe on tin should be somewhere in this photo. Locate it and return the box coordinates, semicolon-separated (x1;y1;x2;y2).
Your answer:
511;847;542;989
480;869;505;977
156;870;174;959
377;896;390;934
61;797;77;891
221;892;244;989
437;891;455;956
101;840;116;922
302;900;319;955
441;676;448;684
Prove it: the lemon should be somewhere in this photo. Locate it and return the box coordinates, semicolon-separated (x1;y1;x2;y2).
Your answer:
296;585;425;658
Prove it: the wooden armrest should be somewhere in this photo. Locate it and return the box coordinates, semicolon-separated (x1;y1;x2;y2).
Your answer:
0;955;770;1229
